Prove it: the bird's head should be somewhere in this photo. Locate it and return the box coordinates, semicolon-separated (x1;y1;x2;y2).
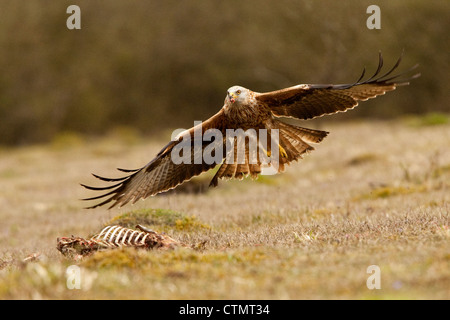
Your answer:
225;85;250;106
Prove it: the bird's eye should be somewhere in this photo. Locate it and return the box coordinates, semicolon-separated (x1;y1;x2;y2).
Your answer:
236;90;241;95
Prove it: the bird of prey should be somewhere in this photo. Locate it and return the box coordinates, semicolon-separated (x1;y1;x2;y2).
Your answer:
82;53;419;209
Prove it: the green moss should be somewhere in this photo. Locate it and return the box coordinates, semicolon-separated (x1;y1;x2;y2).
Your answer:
108;208;211;232
432;164;450;179
403;113;449;127
82;246;269;272
82;247;152;269
355;184;428;200
253;175;279;185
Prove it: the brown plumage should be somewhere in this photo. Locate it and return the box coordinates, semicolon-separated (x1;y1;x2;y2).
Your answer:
82;53;419;209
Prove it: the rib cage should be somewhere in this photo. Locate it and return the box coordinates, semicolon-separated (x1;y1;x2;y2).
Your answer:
57;224;184;259
91;225;162;248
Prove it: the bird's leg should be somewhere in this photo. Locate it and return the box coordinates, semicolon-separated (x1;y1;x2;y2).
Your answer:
261;144;288;158
279;145;288;159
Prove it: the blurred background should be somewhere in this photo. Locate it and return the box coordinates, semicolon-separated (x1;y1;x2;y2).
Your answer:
0;0;448;145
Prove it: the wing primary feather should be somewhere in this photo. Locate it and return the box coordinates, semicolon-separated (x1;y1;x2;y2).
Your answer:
364;51;384;83
388;72;421;86
84;194;119;209
354;66;366;84
80;181;126;191
329;52;416;89
378;63;420;83
82;171;138;202
117;168;140;173
328;52;382;90
156;140;178;157
336;66;367;89
375;52;404;82
81;186;123;201
91;173;130;182
116;197;133;209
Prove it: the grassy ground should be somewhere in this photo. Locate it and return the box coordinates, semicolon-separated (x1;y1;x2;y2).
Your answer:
0;117;449;299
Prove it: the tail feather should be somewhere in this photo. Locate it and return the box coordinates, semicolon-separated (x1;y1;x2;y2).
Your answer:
209;120;328;187
235;163;250;179
277;121;329;144
275;120;327;162
278;130;312;162
223;163;237;178
249;163;262;178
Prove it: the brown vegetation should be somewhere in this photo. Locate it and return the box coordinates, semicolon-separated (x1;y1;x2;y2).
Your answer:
0;119;448;299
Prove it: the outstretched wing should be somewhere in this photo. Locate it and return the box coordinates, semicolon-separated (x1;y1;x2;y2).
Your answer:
81;110;227;209
256;53;420;120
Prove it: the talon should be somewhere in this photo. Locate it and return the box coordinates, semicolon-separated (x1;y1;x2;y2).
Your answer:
260;145;271;157
261;145;286;158
279;145;288;158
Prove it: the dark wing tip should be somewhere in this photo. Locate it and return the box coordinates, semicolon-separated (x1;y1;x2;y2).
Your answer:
347;51;419;87
81;167;140;209
80;182;123;191
91;172;130;182
365;51;384;82
83;195;119;210
117;167;140;173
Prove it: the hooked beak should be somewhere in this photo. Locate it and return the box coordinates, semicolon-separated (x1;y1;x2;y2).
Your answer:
228;92;237;103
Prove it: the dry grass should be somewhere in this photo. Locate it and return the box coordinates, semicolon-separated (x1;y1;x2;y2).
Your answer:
0;119;449;299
